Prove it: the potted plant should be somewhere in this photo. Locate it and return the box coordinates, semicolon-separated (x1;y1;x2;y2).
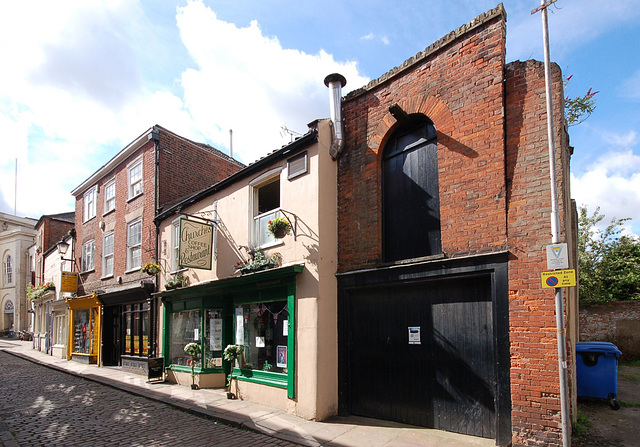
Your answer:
141;262;161;275
223;344;243;399
184;342;201;390
234;248;282;275
267;216;291;239
166;274;188;290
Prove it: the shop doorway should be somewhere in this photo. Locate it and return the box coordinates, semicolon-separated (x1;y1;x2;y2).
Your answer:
345;275;497;439
102;306;121;366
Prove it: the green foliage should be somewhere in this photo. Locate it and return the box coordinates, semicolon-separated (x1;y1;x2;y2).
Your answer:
564;75;598;127
578;206;640;303
572;410;592;437
27;282;55;300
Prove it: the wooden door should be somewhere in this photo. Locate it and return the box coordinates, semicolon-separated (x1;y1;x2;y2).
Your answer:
347;275;496;438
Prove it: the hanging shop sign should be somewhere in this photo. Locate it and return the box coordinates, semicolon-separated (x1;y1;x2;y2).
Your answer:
60;271;79;293
179;219;214;270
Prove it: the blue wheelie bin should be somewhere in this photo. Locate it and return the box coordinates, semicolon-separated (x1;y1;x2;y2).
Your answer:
576;341;622;410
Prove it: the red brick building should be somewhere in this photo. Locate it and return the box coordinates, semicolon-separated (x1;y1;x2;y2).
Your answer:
70;125;243;369
336;5;577;446
33;212;75;286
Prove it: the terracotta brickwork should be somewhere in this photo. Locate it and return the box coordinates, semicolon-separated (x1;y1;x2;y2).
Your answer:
505;60;571;446
339;9;507;271
337;6;574;446
74;126;243;295
34;214;75;286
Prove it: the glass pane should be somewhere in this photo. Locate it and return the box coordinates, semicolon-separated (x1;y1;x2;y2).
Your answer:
73;309;91;354
255;210;280;247
238;302;288;373
133;309;140;355
142;311;149;356
204;309;223;369
170;310;202;367
125;311;132;355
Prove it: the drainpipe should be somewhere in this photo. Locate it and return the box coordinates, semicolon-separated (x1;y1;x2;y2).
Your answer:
148;127;160;358
324;73;347;160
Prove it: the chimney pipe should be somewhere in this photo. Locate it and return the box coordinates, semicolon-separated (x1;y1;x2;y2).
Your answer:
229;129;233;159
324;73;347;160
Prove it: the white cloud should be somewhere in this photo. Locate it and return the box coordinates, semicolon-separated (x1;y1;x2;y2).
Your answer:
571;148;640;237
361;33;375;41
620;69;640;101
175;1;369;164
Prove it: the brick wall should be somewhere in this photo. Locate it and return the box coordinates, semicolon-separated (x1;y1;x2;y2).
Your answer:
338;12;507;272
337;7;572;446
34;217;74;286
505;60;570;446
74;127;243;295
580;301;640;360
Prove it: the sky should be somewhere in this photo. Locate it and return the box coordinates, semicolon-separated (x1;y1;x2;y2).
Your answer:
0;0;639;236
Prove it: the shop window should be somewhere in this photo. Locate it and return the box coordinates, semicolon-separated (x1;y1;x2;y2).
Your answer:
251;171;282;247
235;301;289;373
53;314;67;346
83;186;97;222
104;180;116;214
204;309;223;369
102;232;114;277
123;303;149;357
81;240;95;272
127;219;142;271
128;159;143;199
3;254;12;285
73;308;97;355
169;310;202;367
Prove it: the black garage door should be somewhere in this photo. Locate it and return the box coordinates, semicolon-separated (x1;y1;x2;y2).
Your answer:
346;274;496;439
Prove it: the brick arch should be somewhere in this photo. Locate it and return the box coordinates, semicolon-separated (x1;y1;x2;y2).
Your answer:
369;96;455;151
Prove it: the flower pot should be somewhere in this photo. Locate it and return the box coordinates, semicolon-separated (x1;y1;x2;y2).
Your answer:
191;384;199;390
273;227;288;239
146;267;159;275
226;392;235;399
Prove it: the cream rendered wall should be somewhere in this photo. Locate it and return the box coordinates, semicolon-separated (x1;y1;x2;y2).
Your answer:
157;119;338;421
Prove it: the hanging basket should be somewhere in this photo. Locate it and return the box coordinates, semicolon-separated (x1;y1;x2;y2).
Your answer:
267;217;291;239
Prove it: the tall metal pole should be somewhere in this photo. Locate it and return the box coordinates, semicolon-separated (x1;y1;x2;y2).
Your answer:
532;1;570;445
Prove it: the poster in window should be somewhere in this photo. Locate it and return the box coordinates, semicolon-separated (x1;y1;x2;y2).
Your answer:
210;315;223;351
277;345;287;368
255;336;265;348
235;307;244;345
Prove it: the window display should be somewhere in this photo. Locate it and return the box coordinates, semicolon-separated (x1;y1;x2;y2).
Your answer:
170;310;201;367
204;309;223;369
235;301;288;373
123;302;149;357
73;308;96;354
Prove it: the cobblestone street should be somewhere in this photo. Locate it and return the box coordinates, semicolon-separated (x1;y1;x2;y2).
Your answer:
0;350;298;447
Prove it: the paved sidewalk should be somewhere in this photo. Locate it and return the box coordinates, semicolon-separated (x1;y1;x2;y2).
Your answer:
0;339;493;447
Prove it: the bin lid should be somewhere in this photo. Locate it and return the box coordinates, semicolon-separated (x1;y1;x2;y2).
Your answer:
576;341;621;357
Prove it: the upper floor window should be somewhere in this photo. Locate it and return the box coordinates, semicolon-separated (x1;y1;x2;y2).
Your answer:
102;232;114;278
382;117;441;262
81;240;95;272
251;171;282;248
127;219;142;271
83;186;97;222
128;159;143;199
104;180;116;214
3;254;13;285
171;218;181;272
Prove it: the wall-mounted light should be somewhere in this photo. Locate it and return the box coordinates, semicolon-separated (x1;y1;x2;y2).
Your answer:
57;239;74;262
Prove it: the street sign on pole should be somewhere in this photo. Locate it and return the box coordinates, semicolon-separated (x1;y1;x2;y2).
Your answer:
541;269;576;289
546;243;569;270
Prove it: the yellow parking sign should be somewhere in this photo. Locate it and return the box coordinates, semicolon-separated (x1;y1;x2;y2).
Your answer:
541;269;576;288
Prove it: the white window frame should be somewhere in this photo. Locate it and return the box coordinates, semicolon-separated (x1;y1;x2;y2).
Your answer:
104;180;116;214
127;219;142;271
171;218;181;272
250;168;283;248
3;254;13;285
83;186;97;222
53;314;67;346
128;159;143;200
81;240;95;272
102;231;114;278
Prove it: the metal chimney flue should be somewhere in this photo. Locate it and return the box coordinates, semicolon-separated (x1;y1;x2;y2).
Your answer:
324;73;347;160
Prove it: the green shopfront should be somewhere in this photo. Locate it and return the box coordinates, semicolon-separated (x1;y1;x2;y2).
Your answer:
157;265;302;396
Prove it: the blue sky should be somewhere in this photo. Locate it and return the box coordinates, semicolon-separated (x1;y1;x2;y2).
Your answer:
1;0;639;235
